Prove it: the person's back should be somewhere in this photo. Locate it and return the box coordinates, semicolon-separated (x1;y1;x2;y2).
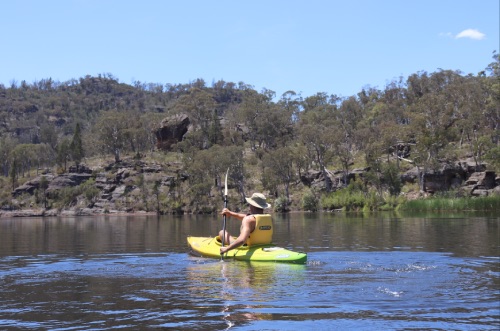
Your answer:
246;214;273;246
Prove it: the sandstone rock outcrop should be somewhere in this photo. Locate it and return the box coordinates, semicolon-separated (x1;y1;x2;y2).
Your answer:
154;114;190;151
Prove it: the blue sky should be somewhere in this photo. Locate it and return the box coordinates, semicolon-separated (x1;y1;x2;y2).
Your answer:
1;0;498;98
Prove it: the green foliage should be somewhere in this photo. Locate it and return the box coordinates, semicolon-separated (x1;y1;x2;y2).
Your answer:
382;162;402;196
273;196;289;212
56;138;71;171
380;194;406;211
70;123;84;166
262;146;295;201
50;178;99;209
82;179;100;205
9;159;17;190
484;146;500;173
321;179;387;211
0;55;499;213
399;195;500;211
302;190;318;212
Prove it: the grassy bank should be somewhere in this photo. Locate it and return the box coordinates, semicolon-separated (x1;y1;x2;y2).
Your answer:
317;179;500;213
318;180;406;212
398;195;500;212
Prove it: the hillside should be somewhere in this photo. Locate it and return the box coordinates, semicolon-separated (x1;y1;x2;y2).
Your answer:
0;54;499;216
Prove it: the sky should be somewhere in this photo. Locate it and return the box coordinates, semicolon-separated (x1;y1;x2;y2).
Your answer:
1;0;499;98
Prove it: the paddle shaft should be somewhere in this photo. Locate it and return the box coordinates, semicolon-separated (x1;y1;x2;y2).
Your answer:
222;195;228;239
221;169;229;260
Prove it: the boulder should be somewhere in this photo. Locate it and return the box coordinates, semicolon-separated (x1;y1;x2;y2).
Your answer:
401;167;419;184
45;173;92;197
300;169;322;186
458;158;487;173
154;114;190;151
465;171;496;189
12;174;55;197
68;164;92;174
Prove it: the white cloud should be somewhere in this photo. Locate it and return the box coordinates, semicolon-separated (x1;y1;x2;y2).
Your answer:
455;29;486;40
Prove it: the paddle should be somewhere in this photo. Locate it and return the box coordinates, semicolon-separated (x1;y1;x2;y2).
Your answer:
221;168;229;261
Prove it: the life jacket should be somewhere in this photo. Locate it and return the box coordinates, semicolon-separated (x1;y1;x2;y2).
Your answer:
247;214;273;246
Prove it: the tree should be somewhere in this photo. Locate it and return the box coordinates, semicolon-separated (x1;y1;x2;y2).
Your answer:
93;110;134;162
39;176;49;208
9;159;18;190
70;123;84;169
183;144;245;208
174;88;218;150
332;97;363;186
153;180;161;215
39;123;58;150
56;138;71;172
236;88;284;151
262;146;296;203
11;144;37;178
297;93;338;191
406;70;462;190
0;136;17;177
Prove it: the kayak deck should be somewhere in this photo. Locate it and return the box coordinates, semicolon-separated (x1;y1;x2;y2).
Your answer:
187;236;307;264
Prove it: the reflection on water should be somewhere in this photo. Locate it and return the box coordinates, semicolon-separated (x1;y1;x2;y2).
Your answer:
187;260;307;328
0;214;498;330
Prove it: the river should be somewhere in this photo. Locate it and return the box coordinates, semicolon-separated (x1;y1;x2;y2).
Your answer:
0;212;498;330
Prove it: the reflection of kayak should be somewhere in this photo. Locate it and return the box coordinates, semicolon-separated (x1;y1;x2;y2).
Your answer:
187;236;307;264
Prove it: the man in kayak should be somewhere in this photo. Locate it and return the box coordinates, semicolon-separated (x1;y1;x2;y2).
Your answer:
219;192;272;255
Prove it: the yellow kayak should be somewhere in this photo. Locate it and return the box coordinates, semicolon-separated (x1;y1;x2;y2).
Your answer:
187;236;307;264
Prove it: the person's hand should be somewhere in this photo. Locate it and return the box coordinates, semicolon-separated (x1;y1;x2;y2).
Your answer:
221;208;230;216
220;246;229;255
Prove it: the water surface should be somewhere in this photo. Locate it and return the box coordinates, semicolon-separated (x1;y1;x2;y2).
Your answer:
0;213;498;330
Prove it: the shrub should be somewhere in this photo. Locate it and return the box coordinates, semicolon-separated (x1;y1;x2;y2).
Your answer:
274;196;289;212
302;190;318;212
321;184;389;211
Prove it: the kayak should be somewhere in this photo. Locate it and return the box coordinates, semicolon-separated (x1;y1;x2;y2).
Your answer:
187;236;307;264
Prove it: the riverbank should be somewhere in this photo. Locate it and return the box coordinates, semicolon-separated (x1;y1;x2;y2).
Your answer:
2;195;499;218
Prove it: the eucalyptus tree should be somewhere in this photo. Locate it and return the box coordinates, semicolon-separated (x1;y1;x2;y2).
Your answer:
449;73;492;168
236;88;275;151
122;110;154;155
174;88;220;149
39;175;49;208
9;159;18;191
278;90;302;123
39;123;58;150
56;138;71;172
358;81;412;194
33;143;54;174
262;146;296;203
332;96;364;186
406;70;462;190
183;144;245;209
234;87;296;152
0;136;17;177
70;123;84;168
91;110;152;162
141;111;167;152
11;144;40;178
482;52;500;163
297;93;338;191
93;110;136;162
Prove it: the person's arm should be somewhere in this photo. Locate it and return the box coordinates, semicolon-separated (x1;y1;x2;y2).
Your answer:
221;208;246;221
220;215;253;254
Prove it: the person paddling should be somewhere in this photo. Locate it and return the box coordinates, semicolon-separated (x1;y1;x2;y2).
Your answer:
219;193;273;255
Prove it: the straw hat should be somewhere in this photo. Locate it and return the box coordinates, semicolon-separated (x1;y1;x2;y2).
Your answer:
245;193;271;209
